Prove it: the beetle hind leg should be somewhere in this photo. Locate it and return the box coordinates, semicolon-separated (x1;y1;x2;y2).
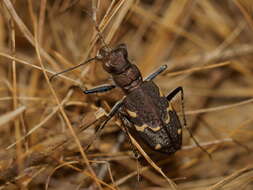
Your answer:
166;87;212;159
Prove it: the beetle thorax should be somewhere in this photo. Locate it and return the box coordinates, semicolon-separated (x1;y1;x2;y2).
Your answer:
97;44;143;93
113;64;143;94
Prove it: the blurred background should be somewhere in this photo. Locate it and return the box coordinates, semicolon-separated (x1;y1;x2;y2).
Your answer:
0;0;253;189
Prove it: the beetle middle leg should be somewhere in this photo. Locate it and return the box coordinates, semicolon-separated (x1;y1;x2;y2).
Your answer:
84;99;124;151
144;65;167;81
166;87;212;159
72;84;116;94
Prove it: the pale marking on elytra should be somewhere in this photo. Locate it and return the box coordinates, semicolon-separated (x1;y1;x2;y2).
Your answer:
126;109;138;118
159;88;163;97
165;103;173;123
151;126;161;132
177;129;182;135
135;124;161;132
165;115;170;123
167;103;173;112
135;124;148;132
155;143;162;150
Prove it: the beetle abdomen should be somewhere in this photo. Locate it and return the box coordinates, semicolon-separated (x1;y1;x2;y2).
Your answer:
122;81;183;154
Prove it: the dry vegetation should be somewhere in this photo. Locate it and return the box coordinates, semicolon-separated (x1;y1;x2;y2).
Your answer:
1;0;253;189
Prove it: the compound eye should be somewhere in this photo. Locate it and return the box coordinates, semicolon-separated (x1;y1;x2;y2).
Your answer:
97;46;109;59
117;43;128;58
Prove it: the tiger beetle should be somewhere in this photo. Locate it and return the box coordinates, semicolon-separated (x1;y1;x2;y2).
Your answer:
50;27;210;157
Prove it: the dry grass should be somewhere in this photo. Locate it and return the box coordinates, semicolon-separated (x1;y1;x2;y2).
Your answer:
0;0;253;189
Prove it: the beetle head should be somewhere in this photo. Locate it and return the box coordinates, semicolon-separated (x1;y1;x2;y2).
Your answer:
97;43;130;74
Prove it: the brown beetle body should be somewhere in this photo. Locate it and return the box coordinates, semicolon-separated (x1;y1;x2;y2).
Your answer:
120;81;182;154
50;43;190;155
95;44;183;154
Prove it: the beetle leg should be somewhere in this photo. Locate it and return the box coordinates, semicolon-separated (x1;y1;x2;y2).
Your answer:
84;99;124;151
118;113;141;159
166;87;212;159
72;84;116;94
144;65;167;81
166;87;186;125
123;125;141;159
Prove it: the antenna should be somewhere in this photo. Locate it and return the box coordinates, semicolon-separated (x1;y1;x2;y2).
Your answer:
49;56;98;81
82;9;111;51
50;10;111;81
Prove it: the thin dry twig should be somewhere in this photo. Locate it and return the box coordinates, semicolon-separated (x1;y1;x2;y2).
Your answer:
0;106;26;127
1;1;253;189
